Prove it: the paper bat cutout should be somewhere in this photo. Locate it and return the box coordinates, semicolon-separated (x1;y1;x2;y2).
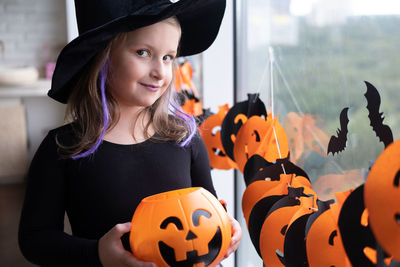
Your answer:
364;81;393;148
327;107;349;155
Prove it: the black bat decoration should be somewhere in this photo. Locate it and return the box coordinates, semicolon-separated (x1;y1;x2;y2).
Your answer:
364;81;393;148
327;107;349;155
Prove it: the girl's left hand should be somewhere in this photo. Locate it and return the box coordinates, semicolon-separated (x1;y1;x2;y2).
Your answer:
223;213;242;259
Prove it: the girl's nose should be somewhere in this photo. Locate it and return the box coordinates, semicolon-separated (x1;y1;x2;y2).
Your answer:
150;59;165;80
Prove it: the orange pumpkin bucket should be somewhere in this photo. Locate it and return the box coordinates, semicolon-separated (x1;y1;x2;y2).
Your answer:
130;187;231;267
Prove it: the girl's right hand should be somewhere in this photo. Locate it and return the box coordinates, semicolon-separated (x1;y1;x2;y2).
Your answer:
98;222;156;267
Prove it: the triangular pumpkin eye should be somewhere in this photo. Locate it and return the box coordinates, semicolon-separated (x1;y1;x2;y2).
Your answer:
394;170;400;187
192;209;211;226
160;216;183;230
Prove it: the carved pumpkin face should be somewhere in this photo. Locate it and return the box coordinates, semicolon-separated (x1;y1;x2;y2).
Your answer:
365;138;400;261
246;174;314;256
306;191;352;267
220;93;267;161
199;104;237;170
234;114;289;173
259;187;317;267
242;173;311;226
283;197;317;267
130;187;231;267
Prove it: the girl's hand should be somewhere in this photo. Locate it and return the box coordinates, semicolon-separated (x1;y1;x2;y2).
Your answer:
98;222;156;267
219;200;242;260
224;214;242;259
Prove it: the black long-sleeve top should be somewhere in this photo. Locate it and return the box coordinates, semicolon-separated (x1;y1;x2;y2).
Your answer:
18;124;216;266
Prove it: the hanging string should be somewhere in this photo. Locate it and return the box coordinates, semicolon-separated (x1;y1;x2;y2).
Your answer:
254;57;269;103
274;61;305;117
274;52;344;174
269;47;275;119
268;46;287;175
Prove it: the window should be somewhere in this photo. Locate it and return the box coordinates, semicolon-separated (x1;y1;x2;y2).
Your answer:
235;0;400;265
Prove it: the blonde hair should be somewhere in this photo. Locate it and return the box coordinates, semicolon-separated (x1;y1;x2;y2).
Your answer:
58;17;194;158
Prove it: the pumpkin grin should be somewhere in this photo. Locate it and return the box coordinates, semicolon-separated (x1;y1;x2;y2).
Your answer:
158;227;223;266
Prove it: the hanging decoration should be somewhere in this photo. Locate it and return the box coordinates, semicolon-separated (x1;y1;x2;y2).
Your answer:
364;138;400;261
305;192;352;267
175;60;203;116
184;45;398;267
198;104;238;170
233;114;289;173
327;107;350;155
364;81;393;148
283;196;316;267
259;187;316;267
219;93;267;161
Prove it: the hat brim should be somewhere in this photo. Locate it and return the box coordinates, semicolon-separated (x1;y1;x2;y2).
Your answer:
48;0;226;104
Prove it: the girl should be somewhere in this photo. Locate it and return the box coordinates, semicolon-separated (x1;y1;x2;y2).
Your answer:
18;0;241;266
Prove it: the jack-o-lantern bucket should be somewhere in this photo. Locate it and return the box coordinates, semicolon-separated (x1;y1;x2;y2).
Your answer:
129;187;231;267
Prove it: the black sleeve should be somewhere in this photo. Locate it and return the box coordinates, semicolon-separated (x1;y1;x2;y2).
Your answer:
190;133;218;198
18;131;102;267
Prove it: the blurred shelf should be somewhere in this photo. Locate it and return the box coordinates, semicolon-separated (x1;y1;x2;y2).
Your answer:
0;79;51;98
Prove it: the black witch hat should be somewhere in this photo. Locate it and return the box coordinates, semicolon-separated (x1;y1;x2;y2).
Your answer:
48;0;226;103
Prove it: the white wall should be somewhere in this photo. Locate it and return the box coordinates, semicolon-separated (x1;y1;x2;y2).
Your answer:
0;0;67;180
0;0;67;75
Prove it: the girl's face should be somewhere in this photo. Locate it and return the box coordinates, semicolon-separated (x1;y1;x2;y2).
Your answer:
108;19;181;109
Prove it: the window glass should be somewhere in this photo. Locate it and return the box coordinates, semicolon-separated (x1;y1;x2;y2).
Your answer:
236;0;400;265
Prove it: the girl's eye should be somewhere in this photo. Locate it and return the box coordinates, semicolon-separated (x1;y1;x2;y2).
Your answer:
163;55;174;62
136;49;149;57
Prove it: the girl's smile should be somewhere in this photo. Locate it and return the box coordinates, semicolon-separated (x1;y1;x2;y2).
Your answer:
138;82;162;92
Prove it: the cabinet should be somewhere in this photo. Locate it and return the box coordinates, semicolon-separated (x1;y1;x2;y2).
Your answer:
0;79;65;183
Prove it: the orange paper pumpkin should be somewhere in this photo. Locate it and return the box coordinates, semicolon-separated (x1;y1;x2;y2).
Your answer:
234;114;289;173
302;114;330;156
243;174;312;227
174;61;197;95
259;187;317;267
247;174;314;257
199;104;237;170
284;112;329;164
174;61;202;116
365;138;400;261
284;112;305;163
306;191;352;267
220;94;267;161
313;169;363;201
283;197;317;266
181;97;203;116
242;172;311;227
260;187;316;266
130;187;231;267
242;180;281;226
